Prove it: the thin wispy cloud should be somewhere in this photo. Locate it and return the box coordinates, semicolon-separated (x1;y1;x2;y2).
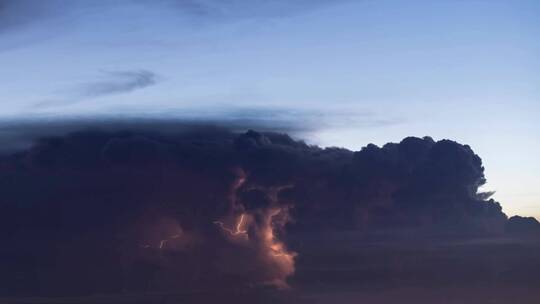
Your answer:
162;0;344;20
0;0;72;34
80;70;157;98
0;0;46;32
34;69;158;108
0;0;343;35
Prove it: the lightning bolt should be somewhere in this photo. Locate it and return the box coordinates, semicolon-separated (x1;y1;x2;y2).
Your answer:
214;214;249;239
159;233;181;249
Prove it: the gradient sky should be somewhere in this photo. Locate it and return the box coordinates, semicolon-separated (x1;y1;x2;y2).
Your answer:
0;0;538;218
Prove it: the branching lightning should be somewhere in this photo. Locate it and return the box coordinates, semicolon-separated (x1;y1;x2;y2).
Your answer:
213;213;249;239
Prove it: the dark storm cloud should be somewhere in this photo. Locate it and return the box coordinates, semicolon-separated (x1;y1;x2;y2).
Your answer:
507;216;540;236
0;108;397;153
0;124;538;299
0;114;308;153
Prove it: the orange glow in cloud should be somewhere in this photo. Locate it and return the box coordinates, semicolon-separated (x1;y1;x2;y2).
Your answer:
213;169;296;288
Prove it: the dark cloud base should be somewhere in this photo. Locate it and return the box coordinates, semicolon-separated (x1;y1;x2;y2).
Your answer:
0;123;539;302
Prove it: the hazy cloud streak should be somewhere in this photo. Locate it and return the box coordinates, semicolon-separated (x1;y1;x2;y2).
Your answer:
80;70;157;97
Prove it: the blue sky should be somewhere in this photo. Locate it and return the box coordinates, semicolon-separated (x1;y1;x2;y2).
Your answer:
0;0;538;218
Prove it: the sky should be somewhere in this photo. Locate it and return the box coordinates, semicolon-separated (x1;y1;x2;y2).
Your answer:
0;0;539;218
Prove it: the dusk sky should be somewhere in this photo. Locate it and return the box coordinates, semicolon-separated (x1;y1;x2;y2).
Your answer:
2;0;537;218
1;1;540;302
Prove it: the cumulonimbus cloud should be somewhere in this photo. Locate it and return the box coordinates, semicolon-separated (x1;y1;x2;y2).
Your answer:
0;124;538;297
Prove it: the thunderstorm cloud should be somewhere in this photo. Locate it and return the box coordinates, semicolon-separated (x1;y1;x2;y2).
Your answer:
0;122;539;302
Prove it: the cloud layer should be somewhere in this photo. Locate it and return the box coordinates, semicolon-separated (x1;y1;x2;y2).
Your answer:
0;124;538;299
